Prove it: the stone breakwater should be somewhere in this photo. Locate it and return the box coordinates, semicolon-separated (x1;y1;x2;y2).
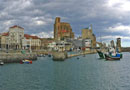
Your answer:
52;51;68;61
0;53;37;63
52;50;97;61
68;51;96;58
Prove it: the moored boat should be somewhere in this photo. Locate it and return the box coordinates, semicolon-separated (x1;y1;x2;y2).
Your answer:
0;60;4;65
20;60;32;64
97;50;105;59
104;54;120;60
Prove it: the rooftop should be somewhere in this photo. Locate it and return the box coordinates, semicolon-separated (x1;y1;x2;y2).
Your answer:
10;25;24;29
1;32;9;36
24;34;39;39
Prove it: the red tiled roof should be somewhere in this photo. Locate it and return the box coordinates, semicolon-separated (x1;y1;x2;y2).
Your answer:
10;25;24;29
1;32;9;36
24;34;40;39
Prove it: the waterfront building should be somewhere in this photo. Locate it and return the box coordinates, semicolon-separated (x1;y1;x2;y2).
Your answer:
40;38;54;50
0;33;8;50
0;25;41;50
82;39;92;52
82;39;91;48
47;41;57;51
70;39;82;51
8;25;24;49
54;17;74;41
47;41;72;51
24;34;41;50
81;25;96;48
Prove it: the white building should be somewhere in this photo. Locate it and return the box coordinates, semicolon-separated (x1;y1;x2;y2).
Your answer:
0;25;41;50
8;25;24;49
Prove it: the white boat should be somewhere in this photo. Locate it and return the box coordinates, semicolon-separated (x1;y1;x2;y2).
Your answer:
0;60;4;65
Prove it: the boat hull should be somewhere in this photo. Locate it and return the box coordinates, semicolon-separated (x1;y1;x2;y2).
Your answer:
105;54;120;60
20;60;32;64
97;50;105;59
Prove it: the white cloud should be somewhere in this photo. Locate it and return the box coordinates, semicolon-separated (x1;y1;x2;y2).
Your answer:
106;24;130;34
9;0;33;10
35;20;46;25
31;31;53;38
107;0;130;12
4;20;12;26
100;35;130;40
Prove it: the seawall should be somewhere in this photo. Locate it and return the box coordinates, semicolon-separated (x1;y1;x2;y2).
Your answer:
0;53;37;63
52;51;68;61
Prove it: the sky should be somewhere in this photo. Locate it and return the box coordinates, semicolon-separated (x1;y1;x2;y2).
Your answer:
0;0;130;47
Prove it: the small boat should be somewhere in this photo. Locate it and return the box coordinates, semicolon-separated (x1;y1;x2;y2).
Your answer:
20;60;32;64
77;57;79;59
0;60;4;65
48;54;51;57
104;54;120;60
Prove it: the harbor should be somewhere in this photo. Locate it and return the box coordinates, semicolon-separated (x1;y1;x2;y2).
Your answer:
0;52;130;90
1;0;130;90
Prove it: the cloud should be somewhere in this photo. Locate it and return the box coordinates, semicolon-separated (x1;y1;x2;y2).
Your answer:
34;20;46;25
100;35;130;40
31;31;54;38
107;0;130;12
106;24;130;34
0;0;130;46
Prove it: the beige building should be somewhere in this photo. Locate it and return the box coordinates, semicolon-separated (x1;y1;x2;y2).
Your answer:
24;34;41;50
82;25;96;48
54;17;74;41
40;38;54;50
0;25;41;50
8;25;24;49
0;33;8;50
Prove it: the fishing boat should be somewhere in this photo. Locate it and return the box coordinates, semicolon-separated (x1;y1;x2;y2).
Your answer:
108;47;123;59
20;60;32;64
104;54;120;60
0;60;4;65
97;50;105;59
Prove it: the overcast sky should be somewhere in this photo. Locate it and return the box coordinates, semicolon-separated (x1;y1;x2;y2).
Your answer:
0;0;130;47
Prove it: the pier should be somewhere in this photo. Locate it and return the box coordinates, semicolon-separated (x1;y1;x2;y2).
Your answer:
52;50;97;61
68;51;97;58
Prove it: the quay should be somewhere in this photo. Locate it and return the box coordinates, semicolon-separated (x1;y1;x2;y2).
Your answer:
52;50;97;61
68;50;97;58
0;49;98;63
0;53;37;63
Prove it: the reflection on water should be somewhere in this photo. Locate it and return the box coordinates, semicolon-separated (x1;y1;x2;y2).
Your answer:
0;52;130;90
